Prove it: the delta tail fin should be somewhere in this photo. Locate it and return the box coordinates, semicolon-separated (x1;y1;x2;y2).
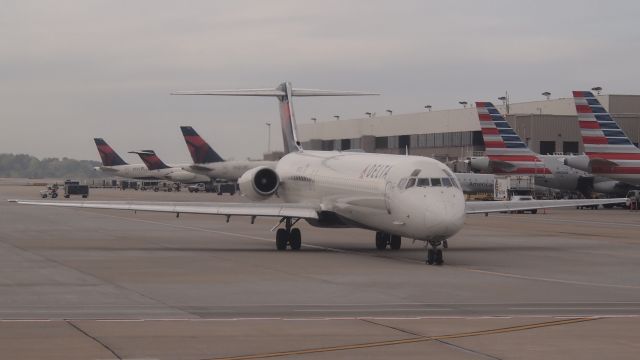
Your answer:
475;102;550;174
129;150;171;170
94;138;128;166
173;82;378;154
180;126;225;164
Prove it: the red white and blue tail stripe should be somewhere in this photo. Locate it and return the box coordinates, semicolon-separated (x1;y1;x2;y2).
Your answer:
572;91;640;175
476;102;551;174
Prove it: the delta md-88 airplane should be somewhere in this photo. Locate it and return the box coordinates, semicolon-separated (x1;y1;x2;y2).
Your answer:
10;83;625;265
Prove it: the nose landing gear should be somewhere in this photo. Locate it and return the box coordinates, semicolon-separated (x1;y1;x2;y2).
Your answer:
426;240;444;265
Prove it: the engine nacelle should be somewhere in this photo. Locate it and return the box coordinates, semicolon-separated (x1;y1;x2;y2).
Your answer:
467;157;516;173
564;155;591;172
238;166;280;201
467;157;490;172
167;170;199;182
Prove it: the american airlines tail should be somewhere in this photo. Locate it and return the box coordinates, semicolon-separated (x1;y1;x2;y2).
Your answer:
130;150;170;170
572;91;640;175
180;126;224;164
173;82;377;154
94;138;128;166
475;102;551;174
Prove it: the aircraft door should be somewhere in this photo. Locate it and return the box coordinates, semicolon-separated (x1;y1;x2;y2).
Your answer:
384;180;393;214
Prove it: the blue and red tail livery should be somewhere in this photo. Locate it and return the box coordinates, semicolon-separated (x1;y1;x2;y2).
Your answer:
135;151;170;170
572;91;640;174
475;102;551;174
180;126;224;164
94;138;128;166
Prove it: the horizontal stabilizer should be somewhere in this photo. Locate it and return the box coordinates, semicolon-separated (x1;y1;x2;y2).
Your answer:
489;160;517;173
172;88;378;97
589;158;620;168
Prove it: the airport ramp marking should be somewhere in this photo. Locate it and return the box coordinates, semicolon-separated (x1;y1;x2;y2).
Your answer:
464;268;640;290
85;211;640;290
205;317;598;360
84;211;349;253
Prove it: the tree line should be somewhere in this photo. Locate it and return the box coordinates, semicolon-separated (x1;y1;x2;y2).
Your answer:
0;153;103;178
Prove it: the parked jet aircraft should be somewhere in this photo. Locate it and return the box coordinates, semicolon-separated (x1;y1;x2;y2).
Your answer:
93;138;168;180
180;126;276;181
468;102;629;195
11;83;624;265
564;91;640;186
129;150;210;184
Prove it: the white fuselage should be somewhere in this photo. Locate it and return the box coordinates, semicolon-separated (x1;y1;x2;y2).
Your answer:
273;151;466;241
184;160;277;181
97;164;210;183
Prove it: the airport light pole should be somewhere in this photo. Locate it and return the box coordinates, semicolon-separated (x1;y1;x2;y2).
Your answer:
498;92;510;114
386;109;393;116
333;115;340;121
458;101;468;108
311;117;317;124
542;91;551;100
365;112;373;118
265;122;271;153
591;86;602;95
424;105;432;112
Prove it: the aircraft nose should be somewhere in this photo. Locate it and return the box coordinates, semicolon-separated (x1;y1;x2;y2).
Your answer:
424;191;464;238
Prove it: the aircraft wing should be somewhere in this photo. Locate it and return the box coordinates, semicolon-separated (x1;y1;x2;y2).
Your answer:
465;198;627;214
8;200;319;219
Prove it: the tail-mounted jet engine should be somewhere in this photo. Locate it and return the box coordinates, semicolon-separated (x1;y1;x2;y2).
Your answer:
238;166;280;201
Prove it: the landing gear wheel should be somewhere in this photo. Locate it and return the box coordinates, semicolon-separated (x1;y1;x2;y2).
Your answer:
276;229;288;250
426;241;445;265
289;228;302;250
375;232;389;250
426;249;435;265
435;249;444;265
389;235;401;250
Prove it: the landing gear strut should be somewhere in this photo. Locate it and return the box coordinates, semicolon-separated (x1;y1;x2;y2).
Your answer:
275;218;302;251
426;240;444;265
375;232;401;250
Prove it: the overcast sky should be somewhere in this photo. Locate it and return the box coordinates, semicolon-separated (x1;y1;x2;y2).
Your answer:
2;0;640;162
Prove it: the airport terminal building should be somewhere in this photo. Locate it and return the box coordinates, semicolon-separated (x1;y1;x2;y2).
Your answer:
297;94;640;163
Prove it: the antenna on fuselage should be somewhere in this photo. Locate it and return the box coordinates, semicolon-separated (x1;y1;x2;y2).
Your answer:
172;82;378;154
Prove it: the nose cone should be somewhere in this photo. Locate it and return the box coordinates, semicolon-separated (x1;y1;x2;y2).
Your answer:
424;189;465;239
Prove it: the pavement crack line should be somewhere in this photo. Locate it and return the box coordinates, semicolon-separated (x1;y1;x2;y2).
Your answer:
202;317;599;360
66;320;122;359
362;318;502;360
0;235;187;318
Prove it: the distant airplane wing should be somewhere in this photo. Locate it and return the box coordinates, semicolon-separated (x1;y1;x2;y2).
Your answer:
8;200;319;219
465;198;627;214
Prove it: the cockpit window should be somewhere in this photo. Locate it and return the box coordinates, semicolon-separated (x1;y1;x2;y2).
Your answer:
443;168;460;189
431;178;442;186
406;177;416;189
398;178;408;189
442;177;453;187
417;178;430;187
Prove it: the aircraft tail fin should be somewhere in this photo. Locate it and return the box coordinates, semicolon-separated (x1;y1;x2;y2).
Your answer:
173;82;378;154
475;102;550;174
94;138;128;166
180;126;224;164
129;150;170;170
572;91;640;156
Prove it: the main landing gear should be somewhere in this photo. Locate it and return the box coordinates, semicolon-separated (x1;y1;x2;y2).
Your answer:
275;218;302;251
375;232;401;250
426;240;444;265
